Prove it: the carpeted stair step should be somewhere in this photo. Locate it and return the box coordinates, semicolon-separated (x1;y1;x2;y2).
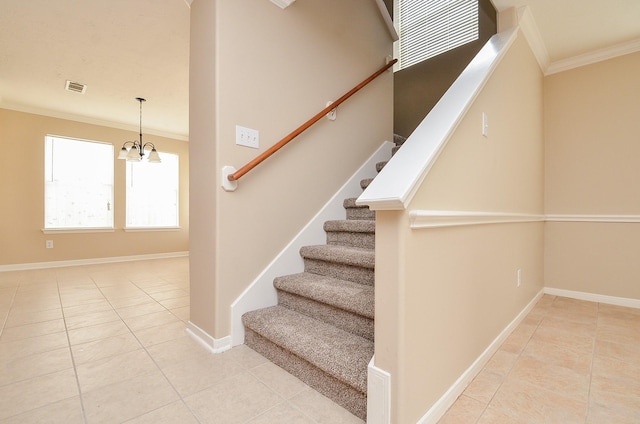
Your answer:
344;198;375;220
394;133;407;146
391;134;406;156
274;272;374;340
324;219;375;249
360;178;374;190
242;305;373;420
300;244;374;285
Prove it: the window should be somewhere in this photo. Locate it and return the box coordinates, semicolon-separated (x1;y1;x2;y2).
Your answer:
126;152;179;228
44;136;114;229
396;0;479;70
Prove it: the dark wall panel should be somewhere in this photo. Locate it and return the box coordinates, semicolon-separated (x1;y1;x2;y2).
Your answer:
394;0;497;137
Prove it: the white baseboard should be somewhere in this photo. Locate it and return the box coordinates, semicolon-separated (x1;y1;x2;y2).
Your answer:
544;287;640;309
416;288;545;424
367;356;391;424
186;321;232;354
230;141;395;346
0;251;189;272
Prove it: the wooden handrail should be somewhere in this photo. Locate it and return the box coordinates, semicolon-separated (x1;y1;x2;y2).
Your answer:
228;58;398;182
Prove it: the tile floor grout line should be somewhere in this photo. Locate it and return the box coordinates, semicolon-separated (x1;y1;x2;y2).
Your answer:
584;302;601;423
480;298;547;421
452;295;607;423
56;268;90;424
0;283;18;340
244;365;324;424
92;273;203;423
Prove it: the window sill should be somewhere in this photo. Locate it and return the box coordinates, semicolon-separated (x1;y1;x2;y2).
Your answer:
124;227;181;232
42;228;115;234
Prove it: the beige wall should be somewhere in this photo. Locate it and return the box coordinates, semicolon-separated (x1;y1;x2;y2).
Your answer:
188;0;218;339
189;0;393;337
375;32;545;422
0;108;189;267
544;51;640;299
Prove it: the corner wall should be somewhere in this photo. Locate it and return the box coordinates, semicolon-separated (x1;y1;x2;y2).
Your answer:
544;51;640;300
189;0;393;340
375;31;545;422
0;108;189;267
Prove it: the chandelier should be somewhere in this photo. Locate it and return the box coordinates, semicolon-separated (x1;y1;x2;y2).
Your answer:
117;97;161;163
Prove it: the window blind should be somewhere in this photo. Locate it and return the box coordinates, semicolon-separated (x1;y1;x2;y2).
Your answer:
398;0;478;70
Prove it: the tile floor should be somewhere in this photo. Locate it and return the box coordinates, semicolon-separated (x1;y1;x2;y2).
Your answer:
439;294;640;423
2;258;639;423
0;257;363;424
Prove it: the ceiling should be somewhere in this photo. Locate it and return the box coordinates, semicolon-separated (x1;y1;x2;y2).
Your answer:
491;0;640;63
0;0;190;139
0;0;638;140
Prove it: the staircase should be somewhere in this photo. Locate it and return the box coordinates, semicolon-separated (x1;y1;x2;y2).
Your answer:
242;136;405;420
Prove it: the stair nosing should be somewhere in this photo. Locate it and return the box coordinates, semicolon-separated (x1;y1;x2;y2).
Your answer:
324;219;375;233
300;244;375;269
274;272;374;319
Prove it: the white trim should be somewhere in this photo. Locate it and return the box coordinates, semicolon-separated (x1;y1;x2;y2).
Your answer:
230;141;395;346
546;38;640;76
405;211;640;229
0;251;189;272
358;28;518;211
123;227;182;232
367;356;391;424
516;6;549;72
544;288;640;310
546;214;640;223
409;211;544;229
186;321;232;353
417;289;545;424
270;0;296;9
374;0;398;42
42;227;115;234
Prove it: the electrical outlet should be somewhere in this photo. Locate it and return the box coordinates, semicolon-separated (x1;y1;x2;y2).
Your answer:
46;240;54;249
236;125;259;149
517;269;522;287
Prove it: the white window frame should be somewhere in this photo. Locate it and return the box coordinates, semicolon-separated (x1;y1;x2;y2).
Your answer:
44;135;114;232
125;151;179;230
395;0;479;71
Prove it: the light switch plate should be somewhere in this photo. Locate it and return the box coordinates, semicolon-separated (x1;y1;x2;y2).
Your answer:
236;125;259;149
482;112;489;137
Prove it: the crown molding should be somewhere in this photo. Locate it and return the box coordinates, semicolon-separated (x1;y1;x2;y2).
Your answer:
509;5;640;76
0;102;189;141
546;38;640;75
516;6;550;72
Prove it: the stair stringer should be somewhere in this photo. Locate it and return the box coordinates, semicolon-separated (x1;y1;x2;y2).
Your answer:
230;140;394;346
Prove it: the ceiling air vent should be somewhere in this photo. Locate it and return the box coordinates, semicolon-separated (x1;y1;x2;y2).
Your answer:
65;80;87;94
